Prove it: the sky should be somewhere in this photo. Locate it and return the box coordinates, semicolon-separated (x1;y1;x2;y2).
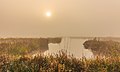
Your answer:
0;0;120;37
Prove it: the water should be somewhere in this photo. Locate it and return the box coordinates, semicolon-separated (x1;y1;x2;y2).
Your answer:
44;38;93;59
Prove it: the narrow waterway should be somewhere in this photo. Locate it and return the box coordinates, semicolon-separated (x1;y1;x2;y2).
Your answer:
44;38;93;58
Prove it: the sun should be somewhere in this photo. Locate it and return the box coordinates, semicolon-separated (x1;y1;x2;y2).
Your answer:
46;11;51;17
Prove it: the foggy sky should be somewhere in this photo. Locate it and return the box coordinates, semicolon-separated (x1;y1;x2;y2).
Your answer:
0;0;120;37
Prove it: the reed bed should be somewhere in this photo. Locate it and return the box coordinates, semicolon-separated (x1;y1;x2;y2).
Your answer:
0;51;120;72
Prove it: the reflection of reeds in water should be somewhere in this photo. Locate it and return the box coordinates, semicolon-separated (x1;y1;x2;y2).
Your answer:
1;51;120;72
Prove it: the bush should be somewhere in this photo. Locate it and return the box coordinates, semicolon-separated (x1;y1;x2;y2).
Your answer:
1;51;120;72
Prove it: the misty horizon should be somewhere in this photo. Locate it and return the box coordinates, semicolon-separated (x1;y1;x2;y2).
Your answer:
0;0;120;37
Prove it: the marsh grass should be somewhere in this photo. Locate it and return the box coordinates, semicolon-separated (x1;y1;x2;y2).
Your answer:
0;51;120;72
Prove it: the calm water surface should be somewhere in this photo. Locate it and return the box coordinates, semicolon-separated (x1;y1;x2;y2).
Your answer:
44;38;93;58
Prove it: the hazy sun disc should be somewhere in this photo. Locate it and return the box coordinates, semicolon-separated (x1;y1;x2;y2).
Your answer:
46;11;51;17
